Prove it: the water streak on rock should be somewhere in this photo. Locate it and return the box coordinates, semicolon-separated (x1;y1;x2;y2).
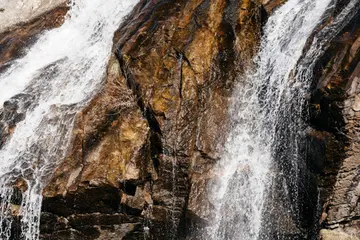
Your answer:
207;0;334;239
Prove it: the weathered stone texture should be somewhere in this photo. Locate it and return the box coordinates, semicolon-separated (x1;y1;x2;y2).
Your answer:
0;3;68;68
7;0;360;239
35;0;267;238
308;4;360;239
0;0;67;33
320;229;360;240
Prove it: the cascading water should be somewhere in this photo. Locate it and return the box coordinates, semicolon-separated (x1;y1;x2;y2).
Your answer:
206;0;360;239
0;0;138;239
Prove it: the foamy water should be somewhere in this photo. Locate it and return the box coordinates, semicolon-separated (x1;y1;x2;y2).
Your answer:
0;0;139;239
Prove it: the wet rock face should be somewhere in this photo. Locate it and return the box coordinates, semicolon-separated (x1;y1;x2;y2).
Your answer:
0;0;67;33
0;4;68;158
307;5;360;239
0;2;68;150
0;3;68;69
33;0;266;239
4;0;359;239
0;94;34;145
5;0;348;239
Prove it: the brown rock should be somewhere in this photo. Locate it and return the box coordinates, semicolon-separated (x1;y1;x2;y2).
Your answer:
309;4;360;238
320;229;360;240
261;0;286;14
0;4;69;67
38;0;265;238
4;0;359;238
0;0;274;238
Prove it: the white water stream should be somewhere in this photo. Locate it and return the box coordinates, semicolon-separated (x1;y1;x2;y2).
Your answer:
0;0;138;239
207;0;359;239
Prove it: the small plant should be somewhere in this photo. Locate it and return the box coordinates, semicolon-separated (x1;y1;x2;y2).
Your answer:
0;8;5;12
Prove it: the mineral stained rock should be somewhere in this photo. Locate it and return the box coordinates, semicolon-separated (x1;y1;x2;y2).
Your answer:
308;3;360;239
39;0;265;238
2;0;360;239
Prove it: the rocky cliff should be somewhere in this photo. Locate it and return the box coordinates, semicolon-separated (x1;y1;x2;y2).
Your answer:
40;0;265;238
308;2;360;239
1;0;266;239
0;0;359;239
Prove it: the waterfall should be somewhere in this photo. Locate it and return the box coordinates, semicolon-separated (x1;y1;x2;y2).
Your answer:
207;0;359;239
0;0;138;239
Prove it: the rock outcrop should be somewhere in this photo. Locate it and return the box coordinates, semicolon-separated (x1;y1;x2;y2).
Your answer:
36;0;267;239
307;2;360;239
4;0;360;239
